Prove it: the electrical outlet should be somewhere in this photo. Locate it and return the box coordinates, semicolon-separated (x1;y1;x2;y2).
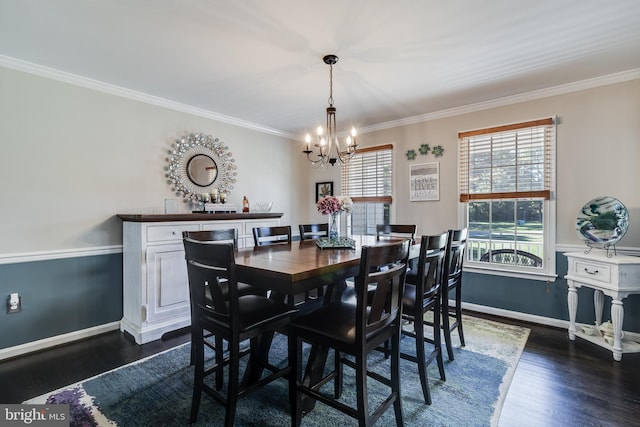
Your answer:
7;293;21;314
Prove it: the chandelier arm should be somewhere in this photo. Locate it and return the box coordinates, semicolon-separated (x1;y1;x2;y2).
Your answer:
305;151;329;167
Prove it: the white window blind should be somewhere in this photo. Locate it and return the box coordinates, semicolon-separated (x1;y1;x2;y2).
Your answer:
459;118;554;202
341;144;393;203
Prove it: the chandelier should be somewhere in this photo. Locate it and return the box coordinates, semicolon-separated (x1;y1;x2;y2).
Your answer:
303;54;358;167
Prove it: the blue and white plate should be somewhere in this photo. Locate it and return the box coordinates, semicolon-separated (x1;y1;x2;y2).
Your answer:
576;196;629;247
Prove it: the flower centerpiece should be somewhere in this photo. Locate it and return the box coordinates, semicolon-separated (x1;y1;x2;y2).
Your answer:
317;195;353;240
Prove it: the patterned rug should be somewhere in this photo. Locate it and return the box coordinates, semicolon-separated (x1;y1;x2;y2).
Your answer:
26;315;529;426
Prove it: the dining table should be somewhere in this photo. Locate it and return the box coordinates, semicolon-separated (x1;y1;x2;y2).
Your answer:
233;235;419;413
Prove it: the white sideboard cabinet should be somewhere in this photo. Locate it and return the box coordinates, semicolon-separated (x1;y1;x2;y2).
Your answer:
117;213;282;344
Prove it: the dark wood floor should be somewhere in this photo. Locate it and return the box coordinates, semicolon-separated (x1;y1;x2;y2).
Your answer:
1;314;639;426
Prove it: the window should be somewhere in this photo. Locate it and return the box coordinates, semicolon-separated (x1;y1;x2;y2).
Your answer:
458;118;556;279
341;144;393;236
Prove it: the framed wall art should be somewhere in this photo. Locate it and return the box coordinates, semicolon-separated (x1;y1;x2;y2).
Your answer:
316;181;333;202
410;162;439;201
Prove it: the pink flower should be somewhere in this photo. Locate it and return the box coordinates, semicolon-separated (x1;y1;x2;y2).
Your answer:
317;196;353;215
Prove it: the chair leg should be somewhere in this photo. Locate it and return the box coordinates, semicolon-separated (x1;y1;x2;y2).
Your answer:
225;340;240;427
441;289;455;361
391;328;404;427
190;326;197;366
290;336;303;427
414;313;432;405
334;349;342;398
434;300;446;381
455;285;465;347
354;352;370;426
190;335;204;423
215;335;224;390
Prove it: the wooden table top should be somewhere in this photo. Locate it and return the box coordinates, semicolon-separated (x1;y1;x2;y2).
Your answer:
235;236;417;295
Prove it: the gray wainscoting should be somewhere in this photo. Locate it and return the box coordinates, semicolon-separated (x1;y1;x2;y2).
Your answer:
463;252;640;333
0;253;123;350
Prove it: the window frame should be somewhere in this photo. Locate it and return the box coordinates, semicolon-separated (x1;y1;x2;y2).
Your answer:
458;118;557;281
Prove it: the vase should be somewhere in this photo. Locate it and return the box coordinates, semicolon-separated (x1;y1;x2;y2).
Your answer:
329;212;339;240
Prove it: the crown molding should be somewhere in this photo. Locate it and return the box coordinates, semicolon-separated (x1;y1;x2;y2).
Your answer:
2;54;638;138
0;55;294;139
360;68;640;134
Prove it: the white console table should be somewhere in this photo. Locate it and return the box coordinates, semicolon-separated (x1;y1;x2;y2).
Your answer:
564;251;640;361
117;213;282;344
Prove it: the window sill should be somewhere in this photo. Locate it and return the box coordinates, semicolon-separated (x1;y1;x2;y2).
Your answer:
464;264;558;282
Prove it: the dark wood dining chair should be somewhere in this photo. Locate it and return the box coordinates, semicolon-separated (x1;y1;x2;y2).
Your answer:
297;223;330;300
184;229;238;247
376;224;417;243
377;223;418;275
253;225;324;306
288;239;410;427
183;238;297;427
441;228;468;361
182;229;264;370
298;223;329;240
400;232;448;405
252;225;292;247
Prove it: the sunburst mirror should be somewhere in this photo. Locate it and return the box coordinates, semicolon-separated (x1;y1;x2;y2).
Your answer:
165;133;237;204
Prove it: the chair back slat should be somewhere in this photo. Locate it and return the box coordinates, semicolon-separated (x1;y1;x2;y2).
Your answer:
355;240;410;342
183;229;238;248
253;226;292;246
298;223;329;240
376;224;417;244
183;240;236;319
415;233;448;302
447;228;468;282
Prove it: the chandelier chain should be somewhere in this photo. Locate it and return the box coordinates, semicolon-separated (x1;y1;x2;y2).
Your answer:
328;63;334;107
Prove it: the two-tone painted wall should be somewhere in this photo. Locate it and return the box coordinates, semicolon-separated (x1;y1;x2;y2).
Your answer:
1;60;639;359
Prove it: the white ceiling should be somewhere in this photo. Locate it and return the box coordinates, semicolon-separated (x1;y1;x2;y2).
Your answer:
2;0;640;139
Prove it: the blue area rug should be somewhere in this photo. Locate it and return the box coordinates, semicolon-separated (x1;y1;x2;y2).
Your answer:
27;315;529;426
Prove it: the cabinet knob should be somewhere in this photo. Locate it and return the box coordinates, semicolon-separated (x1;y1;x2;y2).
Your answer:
584;268;599;275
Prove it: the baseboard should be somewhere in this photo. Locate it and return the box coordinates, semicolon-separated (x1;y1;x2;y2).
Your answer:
0;321;121;361
2;304;638;362
461;301;640;342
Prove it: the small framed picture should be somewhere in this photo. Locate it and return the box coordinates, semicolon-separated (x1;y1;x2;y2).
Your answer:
316;181;333;202
410;162;439;201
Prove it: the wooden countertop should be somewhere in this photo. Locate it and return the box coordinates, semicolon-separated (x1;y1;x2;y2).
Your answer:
116;213;283;222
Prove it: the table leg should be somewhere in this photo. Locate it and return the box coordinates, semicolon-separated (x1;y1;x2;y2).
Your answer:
594;289;604;327
610;298;624;361
300;279;348;414
241;291;287;386
567;281;578;340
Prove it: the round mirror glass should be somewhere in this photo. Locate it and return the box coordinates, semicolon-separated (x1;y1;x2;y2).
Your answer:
187;154;217;187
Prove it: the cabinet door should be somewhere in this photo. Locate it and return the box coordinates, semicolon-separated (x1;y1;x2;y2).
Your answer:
146;244;190;323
